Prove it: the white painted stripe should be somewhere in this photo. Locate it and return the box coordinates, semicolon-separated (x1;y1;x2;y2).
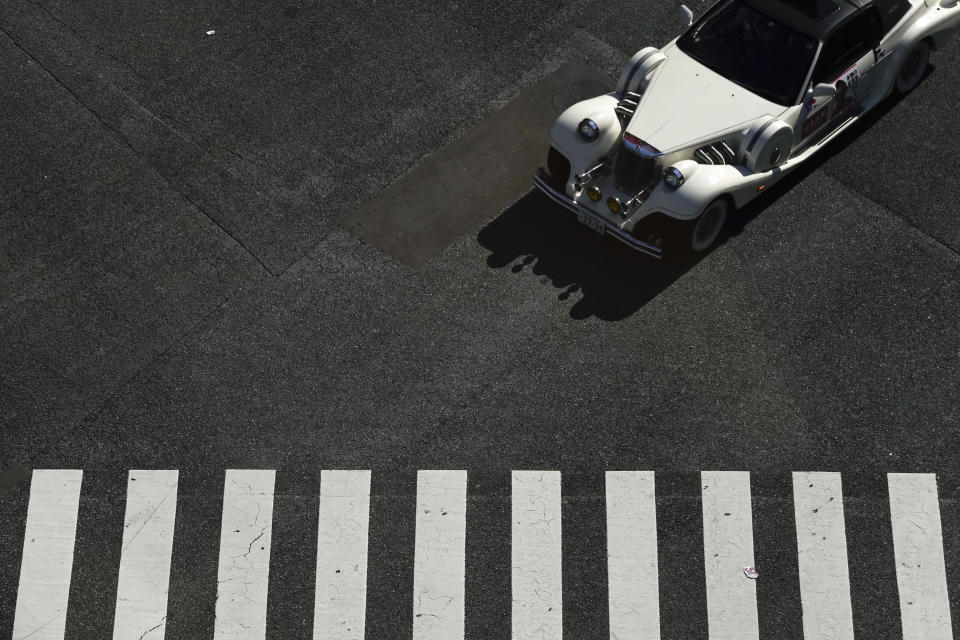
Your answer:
412;470;468;640
113;470;179;640
213;470;276;640
888;473;953;640
701;471;758;640
12;470;83;640
605;471;660;640
792;471;854;640
512;471;562;640
313;470;371;640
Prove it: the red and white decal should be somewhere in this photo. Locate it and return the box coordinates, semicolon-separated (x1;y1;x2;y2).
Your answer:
801;65;860;140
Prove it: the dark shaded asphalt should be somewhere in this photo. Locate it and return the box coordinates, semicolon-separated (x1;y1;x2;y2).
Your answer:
2;0;959;636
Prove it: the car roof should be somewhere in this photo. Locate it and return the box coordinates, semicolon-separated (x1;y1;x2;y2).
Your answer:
738;0;876;40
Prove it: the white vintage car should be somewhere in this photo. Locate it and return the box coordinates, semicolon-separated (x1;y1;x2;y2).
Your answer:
534;0;960;258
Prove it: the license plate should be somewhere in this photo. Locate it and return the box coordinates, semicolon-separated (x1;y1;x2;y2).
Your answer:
577;211;606;235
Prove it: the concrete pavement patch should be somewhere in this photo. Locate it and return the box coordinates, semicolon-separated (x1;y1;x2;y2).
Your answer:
343;62;608;266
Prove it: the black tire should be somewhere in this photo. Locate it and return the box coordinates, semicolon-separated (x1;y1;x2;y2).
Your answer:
896;40;931;94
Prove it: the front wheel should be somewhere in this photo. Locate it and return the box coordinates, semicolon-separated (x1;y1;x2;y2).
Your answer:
690;198;729;253
895;40;931;94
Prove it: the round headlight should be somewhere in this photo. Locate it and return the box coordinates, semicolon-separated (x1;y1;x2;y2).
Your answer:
577;118;600;142
607;197;622;214
664;167;684;190
586;186;602;202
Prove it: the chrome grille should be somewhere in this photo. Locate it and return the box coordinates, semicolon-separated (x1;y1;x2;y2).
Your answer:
614;146;659;193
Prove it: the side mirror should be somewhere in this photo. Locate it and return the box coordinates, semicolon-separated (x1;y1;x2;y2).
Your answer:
680;4;694;27
811;82;836;100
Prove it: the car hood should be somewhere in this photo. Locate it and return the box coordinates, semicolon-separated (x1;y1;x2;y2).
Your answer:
625;45;786;153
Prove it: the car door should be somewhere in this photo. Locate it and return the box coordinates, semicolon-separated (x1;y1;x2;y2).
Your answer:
798;8;883;145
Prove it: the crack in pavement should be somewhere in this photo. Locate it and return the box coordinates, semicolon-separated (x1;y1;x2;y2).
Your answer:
821;167;960;260
135;616;166;640
22;0;150;84
231;527;268;559
16;613;59;640
122;491;172;552
0;22;275;275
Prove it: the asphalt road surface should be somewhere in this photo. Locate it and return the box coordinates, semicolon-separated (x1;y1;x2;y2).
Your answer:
2;0;959;638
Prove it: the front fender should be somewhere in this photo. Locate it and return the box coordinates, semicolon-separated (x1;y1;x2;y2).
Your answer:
901;2;960;51
547;94;622;194
639;162;745;220
634;160;792;223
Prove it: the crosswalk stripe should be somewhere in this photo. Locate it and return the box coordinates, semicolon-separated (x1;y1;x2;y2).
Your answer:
6;467;960;639
412;470;468;640
512;471;562;640
605;471;660;640
11;470;83;640
313;470;371;640
701;471;758;640
887;473;953;640
792;471;854;640
112;470;179;640
213;469;276;640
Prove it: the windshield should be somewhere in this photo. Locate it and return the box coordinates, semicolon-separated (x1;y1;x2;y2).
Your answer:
677;0;819;105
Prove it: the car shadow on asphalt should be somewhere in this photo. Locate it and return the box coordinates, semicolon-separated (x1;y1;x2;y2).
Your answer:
476;71;925;322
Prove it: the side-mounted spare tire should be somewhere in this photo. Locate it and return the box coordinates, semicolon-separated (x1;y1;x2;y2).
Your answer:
743;120;794;174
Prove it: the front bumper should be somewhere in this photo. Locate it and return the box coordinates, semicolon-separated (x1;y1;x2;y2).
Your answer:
532;172;663;259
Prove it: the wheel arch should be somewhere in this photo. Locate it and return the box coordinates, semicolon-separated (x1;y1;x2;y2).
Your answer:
711;192;737;214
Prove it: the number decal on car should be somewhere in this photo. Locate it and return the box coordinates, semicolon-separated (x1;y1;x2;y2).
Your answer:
801;65;860;140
